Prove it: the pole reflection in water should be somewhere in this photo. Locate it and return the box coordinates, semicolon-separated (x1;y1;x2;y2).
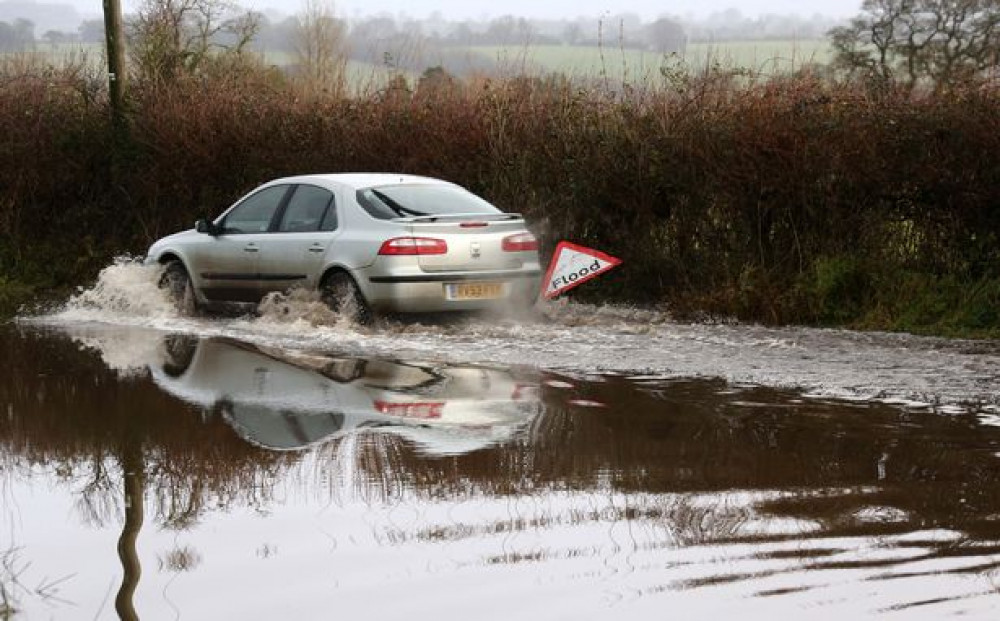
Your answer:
3;323;1000;619
115;442;143;621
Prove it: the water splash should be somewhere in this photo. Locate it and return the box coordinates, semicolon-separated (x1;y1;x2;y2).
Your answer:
69;326;166;379
256;289;346;328
19;258;1000;412
55;256;178;322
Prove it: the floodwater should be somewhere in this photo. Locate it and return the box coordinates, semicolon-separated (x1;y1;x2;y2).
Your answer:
3;261;1000;619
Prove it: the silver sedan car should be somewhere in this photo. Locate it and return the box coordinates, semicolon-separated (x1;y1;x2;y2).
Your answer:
145;174;542;320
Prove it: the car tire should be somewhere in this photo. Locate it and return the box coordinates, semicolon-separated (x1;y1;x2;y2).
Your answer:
320;271;372;325
321;358;368;383
158;260;198;316
161;334;198;377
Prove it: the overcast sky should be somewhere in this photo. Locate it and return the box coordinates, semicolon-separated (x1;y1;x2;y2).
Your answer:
73;0;857;20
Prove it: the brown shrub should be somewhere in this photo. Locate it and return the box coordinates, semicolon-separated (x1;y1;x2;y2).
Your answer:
2;60;999;327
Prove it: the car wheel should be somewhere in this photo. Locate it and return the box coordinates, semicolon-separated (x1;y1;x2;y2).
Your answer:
158;260;198;316
320;271;372;324
161;334;198;377
321;358;368;383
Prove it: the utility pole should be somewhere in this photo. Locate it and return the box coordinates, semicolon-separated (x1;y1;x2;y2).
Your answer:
102;0;127;130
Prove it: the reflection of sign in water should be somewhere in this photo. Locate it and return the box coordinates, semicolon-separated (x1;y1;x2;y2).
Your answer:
542;242;622;299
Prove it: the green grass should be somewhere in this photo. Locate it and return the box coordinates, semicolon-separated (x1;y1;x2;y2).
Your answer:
9;42;103;63
8;39;831;87
261;50;417;87
686;40;831;70
457;40;832;81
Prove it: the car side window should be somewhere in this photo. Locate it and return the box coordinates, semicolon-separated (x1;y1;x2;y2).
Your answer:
319;197;338;231
220;186;289;234
278;185;335;233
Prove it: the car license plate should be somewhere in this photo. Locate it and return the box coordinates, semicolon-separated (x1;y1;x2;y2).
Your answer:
446;282;504;300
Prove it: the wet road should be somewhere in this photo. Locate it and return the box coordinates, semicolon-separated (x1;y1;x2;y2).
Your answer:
4;312;1000;619
40;260;1000;408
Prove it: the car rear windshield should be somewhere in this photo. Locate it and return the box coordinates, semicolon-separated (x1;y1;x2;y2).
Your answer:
356;184;502;220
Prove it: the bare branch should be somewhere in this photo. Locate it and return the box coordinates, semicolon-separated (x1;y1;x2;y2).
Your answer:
829;0;1000;92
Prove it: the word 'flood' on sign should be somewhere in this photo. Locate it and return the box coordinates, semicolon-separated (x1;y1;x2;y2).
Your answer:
541;242;622;300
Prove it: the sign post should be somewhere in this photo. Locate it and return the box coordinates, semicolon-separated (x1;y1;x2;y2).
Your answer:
541;242;622;300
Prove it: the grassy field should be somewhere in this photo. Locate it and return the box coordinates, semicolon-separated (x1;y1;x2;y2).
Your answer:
11;38;832;86
1;42;104;72
261;50;417;88
457;40;832;81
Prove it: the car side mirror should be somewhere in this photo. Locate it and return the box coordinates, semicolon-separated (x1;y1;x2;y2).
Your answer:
195;219;217;235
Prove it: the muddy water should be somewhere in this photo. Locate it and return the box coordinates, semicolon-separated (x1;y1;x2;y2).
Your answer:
3;263;1000;619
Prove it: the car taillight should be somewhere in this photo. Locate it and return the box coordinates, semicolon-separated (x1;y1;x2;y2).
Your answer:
502;232;538;252
374;400;444;419
460;221;489;228
378;237;448;255
512;383;537;400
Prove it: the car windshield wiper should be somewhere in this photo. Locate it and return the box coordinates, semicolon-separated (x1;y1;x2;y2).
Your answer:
372;189;426;218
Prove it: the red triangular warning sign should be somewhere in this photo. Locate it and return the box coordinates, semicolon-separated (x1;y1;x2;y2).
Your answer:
541;242;622;299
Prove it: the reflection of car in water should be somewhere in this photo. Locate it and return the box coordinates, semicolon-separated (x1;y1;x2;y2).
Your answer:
151;335;542;456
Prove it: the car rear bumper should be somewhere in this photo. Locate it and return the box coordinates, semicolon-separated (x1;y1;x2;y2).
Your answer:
360;268;542;313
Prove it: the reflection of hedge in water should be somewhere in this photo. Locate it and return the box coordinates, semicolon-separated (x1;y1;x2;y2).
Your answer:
0;329;291;528
339;378;1000;542
1;62;999;332
6;328;1000;542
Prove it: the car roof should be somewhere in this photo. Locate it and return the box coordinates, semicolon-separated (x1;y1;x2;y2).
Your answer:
267;173;454;191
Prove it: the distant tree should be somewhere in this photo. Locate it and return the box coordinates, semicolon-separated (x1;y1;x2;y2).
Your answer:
128;0;261;83
643;17;687;53
607;11;643;44
294;0;347;95
484;16;534;45
350;16;397;43
829;0;1000;91
562;22;582;46
42;29;77;47
78;19;105;44
0;18;35;52
447;22;473;45
255;15;298;53
416;64;458;95
14;17;33;47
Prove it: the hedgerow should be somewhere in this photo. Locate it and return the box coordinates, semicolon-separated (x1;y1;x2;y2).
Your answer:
2;55;998;334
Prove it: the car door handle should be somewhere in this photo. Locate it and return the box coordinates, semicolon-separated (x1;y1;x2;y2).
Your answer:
308;245;324;253
244;244;259;253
